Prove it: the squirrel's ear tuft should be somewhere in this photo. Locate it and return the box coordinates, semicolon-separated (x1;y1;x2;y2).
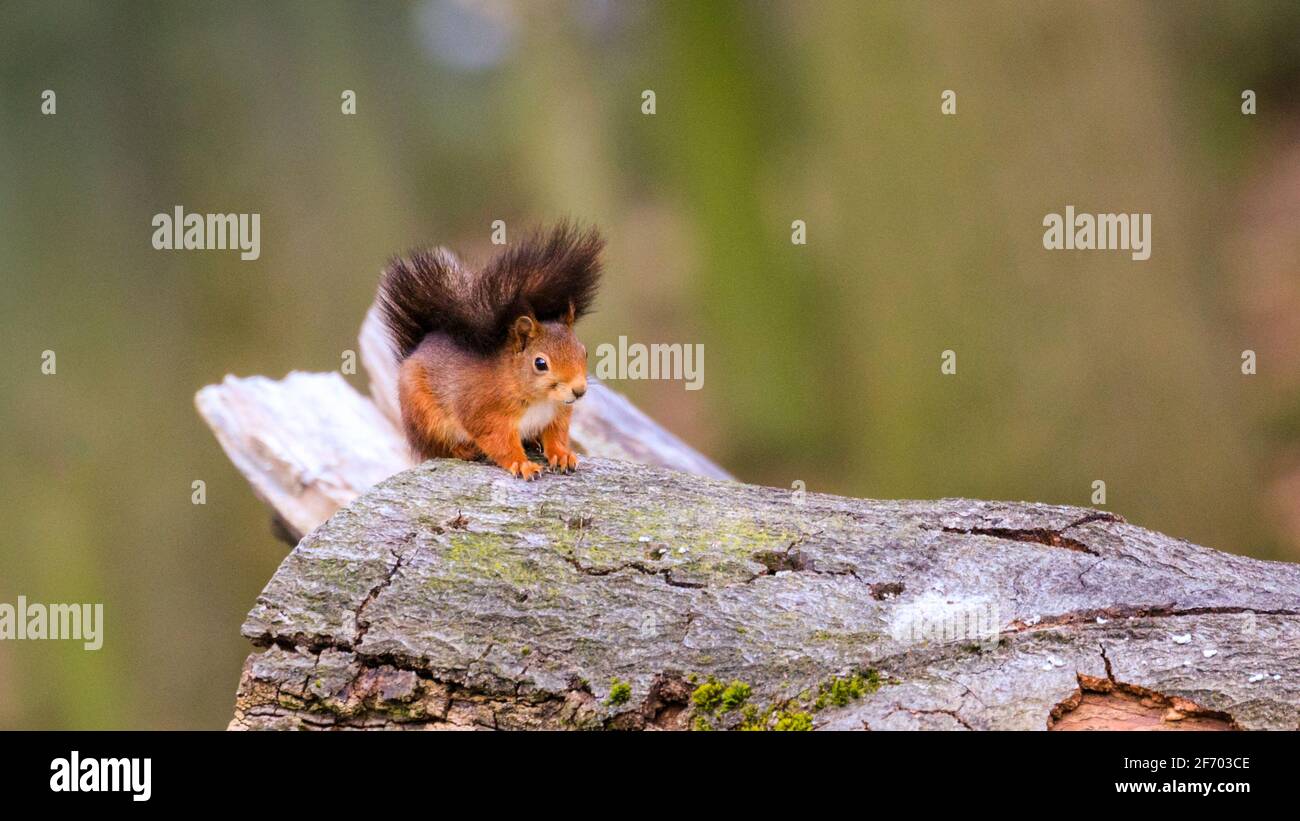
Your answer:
510;314;539;351
564;299;577;327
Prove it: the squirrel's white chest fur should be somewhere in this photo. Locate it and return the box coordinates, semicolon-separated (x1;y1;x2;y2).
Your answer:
518;400;558;439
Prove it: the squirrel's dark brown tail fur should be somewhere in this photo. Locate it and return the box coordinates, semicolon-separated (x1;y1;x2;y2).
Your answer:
378;221;603;359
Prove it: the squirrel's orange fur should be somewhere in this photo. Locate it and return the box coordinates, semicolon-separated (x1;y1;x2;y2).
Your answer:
378;224;600;479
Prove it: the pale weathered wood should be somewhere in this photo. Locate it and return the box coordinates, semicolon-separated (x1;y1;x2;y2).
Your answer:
357;300;405;432
229;456;1300;731
195;372;412;542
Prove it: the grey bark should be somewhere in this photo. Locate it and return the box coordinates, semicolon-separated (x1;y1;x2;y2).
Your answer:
230;457;1300;731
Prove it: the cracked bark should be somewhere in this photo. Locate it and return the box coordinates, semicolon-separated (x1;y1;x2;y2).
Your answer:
207;296;1300;730
229;457;1300;731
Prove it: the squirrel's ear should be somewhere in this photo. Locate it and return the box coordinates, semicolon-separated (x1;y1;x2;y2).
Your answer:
563;299;577;327
511;315;539;351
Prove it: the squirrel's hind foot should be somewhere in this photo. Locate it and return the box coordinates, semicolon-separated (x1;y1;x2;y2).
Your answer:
545;448;579;474
508;460;544;481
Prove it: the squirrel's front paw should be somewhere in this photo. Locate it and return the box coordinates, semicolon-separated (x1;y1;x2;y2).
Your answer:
508;460;543;481
545;447;579;474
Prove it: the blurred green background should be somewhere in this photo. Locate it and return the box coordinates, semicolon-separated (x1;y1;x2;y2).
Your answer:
2;0;1299;728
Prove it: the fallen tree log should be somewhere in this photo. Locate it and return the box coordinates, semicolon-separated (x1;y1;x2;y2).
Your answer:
203;286;1300;730
229;456;1300;731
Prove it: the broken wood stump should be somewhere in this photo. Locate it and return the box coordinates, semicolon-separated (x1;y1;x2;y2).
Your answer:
198;287;1300;730
228;457;1300;730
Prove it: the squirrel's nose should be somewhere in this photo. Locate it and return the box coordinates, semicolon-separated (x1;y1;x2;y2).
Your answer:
572;385;586;399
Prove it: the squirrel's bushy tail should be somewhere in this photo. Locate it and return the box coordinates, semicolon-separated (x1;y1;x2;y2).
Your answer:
378;221;603;359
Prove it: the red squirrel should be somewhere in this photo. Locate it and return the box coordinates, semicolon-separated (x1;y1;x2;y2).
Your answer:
377;222;602;480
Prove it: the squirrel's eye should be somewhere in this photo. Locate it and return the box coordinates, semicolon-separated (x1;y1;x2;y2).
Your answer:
534;357;548;372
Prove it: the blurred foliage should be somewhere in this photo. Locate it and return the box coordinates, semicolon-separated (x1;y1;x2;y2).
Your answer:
0;0;1298;728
